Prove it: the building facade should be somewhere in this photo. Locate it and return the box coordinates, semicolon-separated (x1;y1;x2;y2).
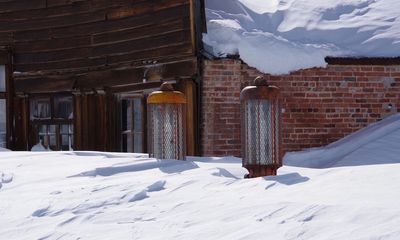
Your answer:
1;1;399;157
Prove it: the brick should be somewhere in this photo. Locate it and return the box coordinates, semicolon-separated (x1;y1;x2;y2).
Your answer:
201;59;400;157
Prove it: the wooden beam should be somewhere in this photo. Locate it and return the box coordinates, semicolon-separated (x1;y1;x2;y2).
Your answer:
108;81;163;94
14;58;197;92
14;76;75;93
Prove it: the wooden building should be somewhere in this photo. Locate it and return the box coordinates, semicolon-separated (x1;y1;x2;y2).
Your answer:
0;0;206;155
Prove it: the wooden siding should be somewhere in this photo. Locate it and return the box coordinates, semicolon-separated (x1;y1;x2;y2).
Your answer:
0;0;198;78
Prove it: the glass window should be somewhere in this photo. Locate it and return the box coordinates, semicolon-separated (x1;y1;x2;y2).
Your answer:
133;98;143;152
121;98;144;153
0;99;6;148
60;124;74;151
54;96;73;119
0;65;5;92
30;95;74;151
30;97;51;119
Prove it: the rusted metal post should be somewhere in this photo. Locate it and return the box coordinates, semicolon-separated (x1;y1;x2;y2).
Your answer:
240;76;282;178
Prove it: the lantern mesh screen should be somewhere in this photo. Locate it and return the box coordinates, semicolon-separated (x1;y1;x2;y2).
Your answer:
148;103;185;160
243;99;280;166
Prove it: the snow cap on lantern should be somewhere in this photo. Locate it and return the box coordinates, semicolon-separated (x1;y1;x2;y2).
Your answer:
240;76;282;178
147;82;187;160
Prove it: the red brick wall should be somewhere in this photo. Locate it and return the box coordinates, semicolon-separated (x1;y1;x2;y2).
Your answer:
201;59;400;157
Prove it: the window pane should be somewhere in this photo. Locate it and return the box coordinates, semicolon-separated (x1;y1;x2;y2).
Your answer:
54;96;73;119
48;125;57;150
134;133;143;153
30;98;51;119
61;134;73;151
0;99;6;148
0;65;5;92
121;100;128;132
133;98;142;131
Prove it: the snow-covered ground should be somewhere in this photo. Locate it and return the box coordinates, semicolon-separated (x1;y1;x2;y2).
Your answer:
204;0;400;74
1;114;400;240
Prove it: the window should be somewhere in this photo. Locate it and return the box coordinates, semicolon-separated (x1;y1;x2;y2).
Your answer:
30;95;74;151
0;65;6;148
0;99;6;148
121;97;145;153
0;65;5;92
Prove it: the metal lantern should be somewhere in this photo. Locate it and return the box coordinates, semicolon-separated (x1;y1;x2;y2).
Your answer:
147;82;186;160
240;77;282;178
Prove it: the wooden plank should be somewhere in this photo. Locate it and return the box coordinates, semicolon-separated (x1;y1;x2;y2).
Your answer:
92;17;189;45
0;9;106;32
0;1;91;21
14;30;191;64
189;0;196;54
105;42;193;65
56;4;189;39
92;30;191;57
0;47;10;63
97;93;107;150
0;0;46;13
105;91;120;152
15;35;92;52
73;94;82;150
81;94;89;149
109;81;163;94
181;79;196;156
106;0;188;20
0;0;188;32
14;76;75;93
15;57;107;73
14;58;197;93
13;96;29;150
76;59;197;90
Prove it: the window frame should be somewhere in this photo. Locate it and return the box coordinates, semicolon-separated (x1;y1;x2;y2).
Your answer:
0;47;12;149
119;94;147;153
29;93;74;151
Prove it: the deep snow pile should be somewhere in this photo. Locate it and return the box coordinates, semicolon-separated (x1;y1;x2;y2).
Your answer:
1;115;400;239
204;0;400;74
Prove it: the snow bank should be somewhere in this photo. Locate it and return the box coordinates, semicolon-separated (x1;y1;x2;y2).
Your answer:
31;141;52;152
204;0;400;74
284;113;400;168
2;117;400;239
0;147;11;152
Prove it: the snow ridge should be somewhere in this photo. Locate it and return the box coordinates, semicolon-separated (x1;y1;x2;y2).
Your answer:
284;113;400;168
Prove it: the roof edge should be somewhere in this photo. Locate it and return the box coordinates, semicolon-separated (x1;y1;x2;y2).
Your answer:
325;56;400;65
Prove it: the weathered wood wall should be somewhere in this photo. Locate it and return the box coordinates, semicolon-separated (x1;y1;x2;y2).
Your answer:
1;0;205;154
0;0;199;80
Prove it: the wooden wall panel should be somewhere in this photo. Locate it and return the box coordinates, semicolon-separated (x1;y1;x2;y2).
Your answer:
13;96;29;150
74;93;111;151
0;0;196;78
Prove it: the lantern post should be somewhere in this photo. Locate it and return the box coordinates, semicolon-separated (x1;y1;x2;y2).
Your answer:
240;77;282;178
147;82;187;160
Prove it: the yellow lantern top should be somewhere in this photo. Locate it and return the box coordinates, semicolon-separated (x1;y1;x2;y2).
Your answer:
147;82;187;104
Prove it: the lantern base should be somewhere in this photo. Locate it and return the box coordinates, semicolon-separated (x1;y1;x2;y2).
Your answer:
244;165;280;178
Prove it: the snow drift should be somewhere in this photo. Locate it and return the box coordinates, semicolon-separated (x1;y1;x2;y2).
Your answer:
204;0;400;74
284;113;400;168
2;114;400;239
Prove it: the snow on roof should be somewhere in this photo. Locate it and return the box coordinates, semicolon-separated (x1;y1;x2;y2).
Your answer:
203;0;400;74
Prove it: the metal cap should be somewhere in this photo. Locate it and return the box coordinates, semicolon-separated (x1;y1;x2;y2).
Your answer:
159;82;175;91
147;82;186;104
253;76;269;86
240;77;280;101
